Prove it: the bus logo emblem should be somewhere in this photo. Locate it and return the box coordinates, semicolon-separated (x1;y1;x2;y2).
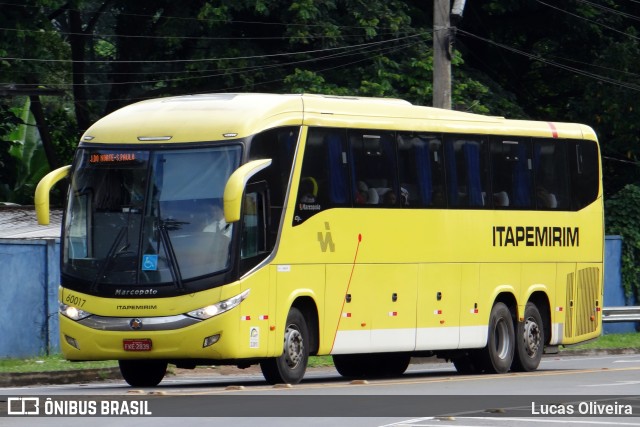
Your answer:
129;318;143;330
317;222;335;252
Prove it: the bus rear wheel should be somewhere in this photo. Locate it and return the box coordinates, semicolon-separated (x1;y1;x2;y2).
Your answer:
480;302;515;374
333;353;410;378
452;350;483;375
512;302;544;372
118;360;167;387
260;307;309;384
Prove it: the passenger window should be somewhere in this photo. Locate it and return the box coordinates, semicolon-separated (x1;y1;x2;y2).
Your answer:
397;133;445;207
490;138;532;209
444;135;489;208
533;139;569;210
293;128;349;225
350;130;398;207
570;140;600;210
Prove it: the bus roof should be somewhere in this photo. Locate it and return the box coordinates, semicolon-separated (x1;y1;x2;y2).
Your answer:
81;93;597;144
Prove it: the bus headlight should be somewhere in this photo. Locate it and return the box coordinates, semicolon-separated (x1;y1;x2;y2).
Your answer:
59;302;93;321
187;289;250;320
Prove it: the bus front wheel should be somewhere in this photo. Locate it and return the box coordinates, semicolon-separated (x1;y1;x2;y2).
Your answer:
260;307;309;384
512;302;544;372
481;302;515;374
118;360;167;387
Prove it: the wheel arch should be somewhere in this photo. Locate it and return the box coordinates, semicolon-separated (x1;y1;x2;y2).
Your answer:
494;291;518;320
527;291;552;346
291;296;320;355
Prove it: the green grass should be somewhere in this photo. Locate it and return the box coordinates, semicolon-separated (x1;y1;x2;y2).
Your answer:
308;355;334;368
1;333;637;373
561;332;640;351
0;355;118;373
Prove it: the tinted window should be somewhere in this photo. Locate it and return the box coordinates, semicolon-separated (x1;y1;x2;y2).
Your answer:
570;139;600;210
445;135;490;208
397;133;446;208
293;128;349;225
490;138;532;209
533;139;570;210
350;130;399;207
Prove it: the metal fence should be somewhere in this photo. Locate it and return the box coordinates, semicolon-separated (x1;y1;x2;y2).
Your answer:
602;306;640;324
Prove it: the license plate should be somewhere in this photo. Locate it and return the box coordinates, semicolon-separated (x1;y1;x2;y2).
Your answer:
123;339;152;351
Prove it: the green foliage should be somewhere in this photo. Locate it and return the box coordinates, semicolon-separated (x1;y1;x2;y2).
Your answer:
605;184;640;301
0;98;50;204
0;0;638;210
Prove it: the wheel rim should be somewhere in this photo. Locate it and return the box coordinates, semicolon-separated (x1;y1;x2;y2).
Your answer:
284;324;304;369
494;318;511;360
522;316;541;358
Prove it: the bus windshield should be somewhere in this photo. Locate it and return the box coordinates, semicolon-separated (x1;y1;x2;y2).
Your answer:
62;145;242;294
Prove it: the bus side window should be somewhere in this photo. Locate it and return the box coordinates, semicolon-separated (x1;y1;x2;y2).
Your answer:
249;127;299;243
444;135;489;208
397;133;445;208
533;139;569;210
490;138;532;209
293;128;349;226
240;184;269;275
570;140;599;210
349;130;398;207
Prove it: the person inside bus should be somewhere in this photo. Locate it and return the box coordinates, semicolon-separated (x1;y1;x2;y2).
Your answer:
536;185;558;209
493;191;510;207
298;176;318;204
355;181;379;205
382;190;397;206
204;201;231;237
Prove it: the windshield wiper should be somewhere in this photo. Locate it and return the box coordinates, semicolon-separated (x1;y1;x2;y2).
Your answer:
158;219;185;292
90;226;129;292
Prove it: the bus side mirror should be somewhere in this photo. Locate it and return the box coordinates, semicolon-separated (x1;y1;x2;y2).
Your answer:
35;165;71;225
223;159;272;223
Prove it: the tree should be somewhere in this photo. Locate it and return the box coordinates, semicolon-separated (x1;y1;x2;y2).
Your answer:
605;184;640;302
459;0;640;196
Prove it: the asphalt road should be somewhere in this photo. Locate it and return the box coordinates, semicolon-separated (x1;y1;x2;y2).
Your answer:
1;351;640;426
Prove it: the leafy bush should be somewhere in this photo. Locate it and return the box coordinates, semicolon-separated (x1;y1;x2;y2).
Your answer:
605;184;640;302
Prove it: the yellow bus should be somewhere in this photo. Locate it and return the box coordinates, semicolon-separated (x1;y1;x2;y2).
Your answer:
36;93;603;386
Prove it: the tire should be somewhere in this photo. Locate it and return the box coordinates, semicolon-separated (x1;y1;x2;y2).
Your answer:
512;302;544;372
334;353;410;378
333;354;368;378
118;360;167;387
452;351;483;375
374;353;411;377
480;302;515;374
260;307;309;384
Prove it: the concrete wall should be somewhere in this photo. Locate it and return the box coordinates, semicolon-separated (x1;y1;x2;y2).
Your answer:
0;236;633;359
0;239;59;358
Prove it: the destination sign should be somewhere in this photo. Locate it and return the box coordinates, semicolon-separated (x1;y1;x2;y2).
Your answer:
89;152;137;163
